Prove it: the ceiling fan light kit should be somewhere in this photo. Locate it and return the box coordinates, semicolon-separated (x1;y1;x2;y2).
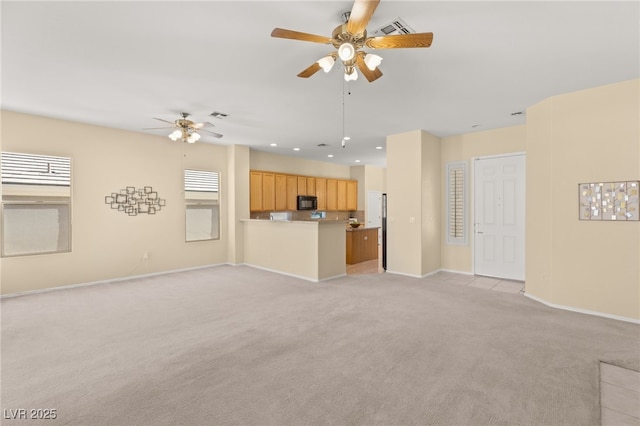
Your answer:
144;112;223;143
270;0;433;83
317;55;335;73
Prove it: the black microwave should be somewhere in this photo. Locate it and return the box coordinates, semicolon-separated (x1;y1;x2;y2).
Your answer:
297;195;317;210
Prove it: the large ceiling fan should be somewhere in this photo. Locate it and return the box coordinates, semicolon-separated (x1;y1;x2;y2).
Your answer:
144;112;222;143
271;0;434;83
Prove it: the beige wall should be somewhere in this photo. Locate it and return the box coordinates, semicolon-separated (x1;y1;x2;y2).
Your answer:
351;164;385;224
526;79;640;320
226;145;250;265
440;125;527;272
387;130;440;277
1;111;230;294
250;150;351;178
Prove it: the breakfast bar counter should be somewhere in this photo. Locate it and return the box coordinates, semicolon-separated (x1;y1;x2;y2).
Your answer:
242;219;346;282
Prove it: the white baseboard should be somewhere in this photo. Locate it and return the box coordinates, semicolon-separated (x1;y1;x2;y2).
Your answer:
242;263;342;283
387;268;470;279
440;268;474;276
0;263;230;299
524;293;640;324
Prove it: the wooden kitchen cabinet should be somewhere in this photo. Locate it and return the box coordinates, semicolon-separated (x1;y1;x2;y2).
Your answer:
337;180;348;210
262;173;275;211
346;227;378;264
306;177;315;196
316;178;327;210
275;174;287;211
347;180;357;210
326;179;338;211
250;172;263;212
249;170;357;212
297;176;307;196
287;175;298;210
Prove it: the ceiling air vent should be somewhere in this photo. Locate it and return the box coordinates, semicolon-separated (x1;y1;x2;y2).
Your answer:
371;17;415;37
317;143;329;147
210;112;228;119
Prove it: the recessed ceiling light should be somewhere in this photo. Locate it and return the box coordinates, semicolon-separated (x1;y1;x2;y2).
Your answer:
355;160;361;163
293;148;300;151
375;146;383;150
270;143;277;147
343;136;351;141
328;154;334;158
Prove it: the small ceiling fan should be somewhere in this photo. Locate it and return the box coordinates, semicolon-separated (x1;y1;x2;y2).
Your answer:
144;112;222;143
271;0;434;83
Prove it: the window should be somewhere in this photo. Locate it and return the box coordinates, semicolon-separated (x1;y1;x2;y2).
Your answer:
184;169;219;242
1;152;72;256
446;162;467;245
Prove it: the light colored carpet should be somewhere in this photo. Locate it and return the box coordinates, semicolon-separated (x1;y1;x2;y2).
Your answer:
1;265;638;425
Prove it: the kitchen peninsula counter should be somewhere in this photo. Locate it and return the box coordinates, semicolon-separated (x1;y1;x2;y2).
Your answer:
242;219;346;282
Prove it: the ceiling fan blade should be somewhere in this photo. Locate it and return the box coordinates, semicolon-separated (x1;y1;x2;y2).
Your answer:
198;129;223;138
346;0;380;36
153;117;176;125
355;53;383;82
297;62;322;78
271;28;333;44
193;121;216;129
365;32;434;49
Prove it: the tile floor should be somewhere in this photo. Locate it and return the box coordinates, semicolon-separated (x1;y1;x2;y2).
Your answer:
600;362;640;425
346;258;525;294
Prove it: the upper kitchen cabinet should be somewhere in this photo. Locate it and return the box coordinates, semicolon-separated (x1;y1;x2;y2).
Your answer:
262;172;276;211
306;177;316;196
249;170;357;212
316;178;327;210
287;175;298;210
275;174;287;211
347;180;357;210
326;179;338;211
250;171;263;212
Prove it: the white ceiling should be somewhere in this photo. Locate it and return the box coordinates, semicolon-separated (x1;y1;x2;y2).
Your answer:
2;1;639;168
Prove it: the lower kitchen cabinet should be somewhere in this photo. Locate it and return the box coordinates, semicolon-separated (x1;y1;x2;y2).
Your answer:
346;227;378;265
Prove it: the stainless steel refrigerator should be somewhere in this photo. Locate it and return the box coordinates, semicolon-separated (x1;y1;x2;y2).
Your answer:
382;193;387;271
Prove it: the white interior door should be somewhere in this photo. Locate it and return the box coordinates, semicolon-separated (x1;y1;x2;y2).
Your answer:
367;191;382;245
474;155;526;281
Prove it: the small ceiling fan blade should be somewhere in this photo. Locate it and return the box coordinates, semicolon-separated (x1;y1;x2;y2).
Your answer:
365;32;434;49
199;129;223;138
193;121;216;129
297;62;322;78
271;28;333;44
346;0;380;36
153;117;176;125
355;53;383;82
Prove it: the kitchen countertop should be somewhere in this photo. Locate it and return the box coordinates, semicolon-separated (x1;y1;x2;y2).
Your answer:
346;226;380;232
241;219;348;225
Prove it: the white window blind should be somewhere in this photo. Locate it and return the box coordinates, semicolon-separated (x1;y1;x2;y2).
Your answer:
446;162;467;245
1;152;71;186
184;169;218;192
1;152;72;257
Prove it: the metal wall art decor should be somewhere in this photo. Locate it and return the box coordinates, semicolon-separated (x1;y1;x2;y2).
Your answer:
105;186;166;216
579;181;639;221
